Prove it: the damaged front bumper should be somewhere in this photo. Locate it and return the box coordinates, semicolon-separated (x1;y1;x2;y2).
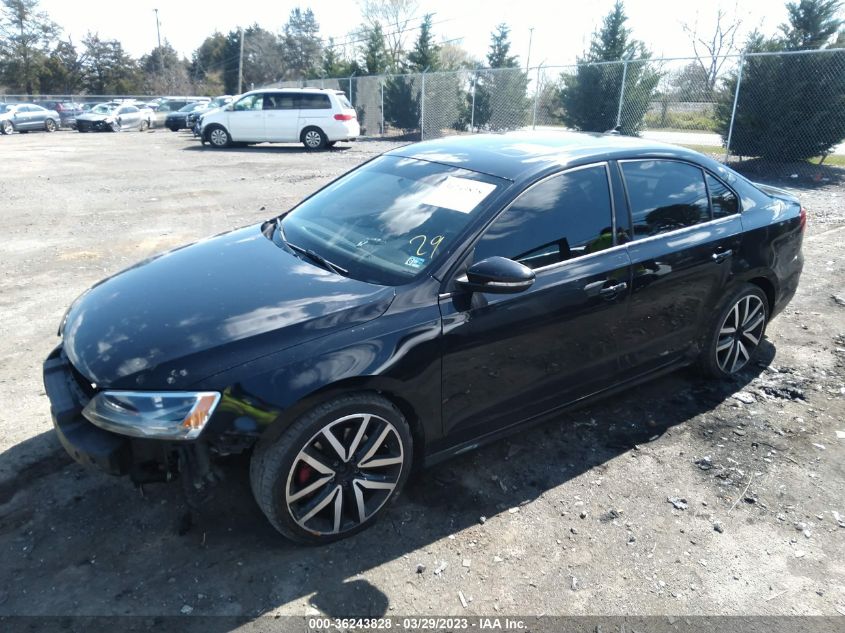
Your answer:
43;346;180;483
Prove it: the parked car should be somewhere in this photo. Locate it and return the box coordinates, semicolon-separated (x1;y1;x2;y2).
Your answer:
75;103;148;132
153;98;209;128
34;100;83;128
164;102;209;131
43;132;805;543
200;88;359;149
0;103;61;134
187;95;233;135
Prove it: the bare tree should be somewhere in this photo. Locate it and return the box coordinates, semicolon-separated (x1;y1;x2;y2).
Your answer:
682;4;743;92
359;0;419;69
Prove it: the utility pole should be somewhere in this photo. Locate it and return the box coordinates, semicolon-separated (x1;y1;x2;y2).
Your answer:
237;27;245;95
153;9;163;77
525;27;534;70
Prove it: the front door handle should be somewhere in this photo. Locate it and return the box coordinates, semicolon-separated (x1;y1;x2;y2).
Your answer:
712;249;733;262
585;280;628;298
599;282;628;297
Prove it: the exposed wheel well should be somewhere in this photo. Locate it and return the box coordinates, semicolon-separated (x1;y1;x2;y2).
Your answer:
256;380;427;470
747;276;776;315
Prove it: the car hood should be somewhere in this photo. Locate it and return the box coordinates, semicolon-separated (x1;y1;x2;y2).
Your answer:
62;225;395;390
77;112;113;122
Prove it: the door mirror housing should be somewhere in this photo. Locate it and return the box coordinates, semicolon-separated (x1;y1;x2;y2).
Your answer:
456;257;535;294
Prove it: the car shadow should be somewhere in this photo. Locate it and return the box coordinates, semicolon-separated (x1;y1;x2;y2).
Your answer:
181;142;353;155
0;343;775;628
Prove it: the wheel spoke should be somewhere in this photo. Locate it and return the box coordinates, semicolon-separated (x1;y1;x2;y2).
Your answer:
359;455;404;469
353;480;368;524
720;326;736;335
742;329;760;346
716;337;734;352
298;484;341;525
742;300;762;327
288;474;333;503
331;486;343;533
299;447;335;476
353;476;396;492
744;313;765;334
346;415;371;461
322;427;348;462
356;426;391;466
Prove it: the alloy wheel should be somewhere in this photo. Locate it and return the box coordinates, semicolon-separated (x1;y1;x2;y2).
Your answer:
716;295;766;373
285;413;404;536
304;130;323;148
1;121;12;134
45;119;56;132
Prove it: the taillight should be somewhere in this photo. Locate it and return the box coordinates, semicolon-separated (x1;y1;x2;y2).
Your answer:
334;113;356;121
799;207;807;231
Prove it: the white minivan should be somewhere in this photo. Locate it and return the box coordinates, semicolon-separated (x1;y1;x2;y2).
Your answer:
199;88;359;150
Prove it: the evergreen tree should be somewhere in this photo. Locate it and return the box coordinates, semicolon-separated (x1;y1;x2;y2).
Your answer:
39;39;82;93
486;23;518;68
140;42;191;94
361;23;388;75
557;0;660;135
282;8;322;80
222;25;284;94
715;0;845;160
0;0;58;94
407;13;438;71
80;32;140;94
457;22;529;131
322;38;359;77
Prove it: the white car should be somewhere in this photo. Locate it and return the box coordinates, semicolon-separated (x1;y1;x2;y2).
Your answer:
199;89;359;149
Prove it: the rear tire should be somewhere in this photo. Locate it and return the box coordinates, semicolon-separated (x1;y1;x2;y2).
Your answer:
250;393;412;543
1;120;13;135
698;283;769;379
206;125;231;148
301;126;327;150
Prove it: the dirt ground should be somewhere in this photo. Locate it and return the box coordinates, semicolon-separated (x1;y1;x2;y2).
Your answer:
0;129;843;621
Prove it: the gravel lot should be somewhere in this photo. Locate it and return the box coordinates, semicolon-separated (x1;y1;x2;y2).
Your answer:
0;129;843;620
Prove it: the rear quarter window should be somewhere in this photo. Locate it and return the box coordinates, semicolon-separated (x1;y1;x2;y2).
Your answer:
300;93;332;109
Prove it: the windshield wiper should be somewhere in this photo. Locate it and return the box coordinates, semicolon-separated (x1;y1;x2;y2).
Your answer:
285;241;349;277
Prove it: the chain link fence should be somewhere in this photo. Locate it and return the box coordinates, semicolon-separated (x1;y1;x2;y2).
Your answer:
265;49;844;184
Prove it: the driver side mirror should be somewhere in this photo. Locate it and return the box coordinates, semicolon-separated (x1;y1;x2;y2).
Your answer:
456;256;535;294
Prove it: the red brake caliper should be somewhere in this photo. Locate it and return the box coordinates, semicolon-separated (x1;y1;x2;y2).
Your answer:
296;463;315;485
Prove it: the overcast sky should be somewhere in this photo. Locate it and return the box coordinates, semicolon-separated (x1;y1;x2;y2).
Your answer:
39;0;791;69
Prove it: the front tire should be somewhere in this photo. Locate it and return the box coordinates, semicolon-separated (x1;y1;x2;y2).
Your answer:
301;126;327;150
139;119;149;132
44;118;57;132
250;393;412;543
110;121;121;132
206;125;231;148
699;284;769;378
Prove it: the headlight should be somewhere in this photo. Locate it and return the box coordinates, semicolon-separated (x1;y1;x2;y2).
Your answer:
82;391;221;440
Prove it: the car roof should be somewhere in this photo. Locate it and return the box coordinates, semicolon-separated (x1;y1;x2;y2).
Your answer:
386;131;717;182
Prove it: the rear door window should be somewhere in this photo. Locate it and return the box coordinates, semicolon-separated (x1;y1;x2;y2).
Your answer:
621;160;710;239
473;164;615;269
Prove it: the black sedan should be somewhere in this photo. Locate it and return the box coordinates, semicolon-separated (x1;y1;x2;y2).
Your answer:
44;132;804;543
164;102;207;131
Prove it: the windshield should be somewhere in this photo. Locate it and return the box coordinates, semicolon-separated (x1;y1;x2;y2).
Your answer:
91;104;115;114
179;103;199;112
0;104;11;113
280;155;508;285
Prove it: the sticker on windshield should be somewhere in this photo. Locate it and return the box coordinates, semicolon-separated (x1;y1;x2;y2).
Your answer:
420;176;497;213
404;256;426;268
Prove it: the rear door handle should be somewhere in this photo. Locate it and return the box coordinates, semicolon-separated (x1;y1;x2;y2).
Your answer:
712;249;733;262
